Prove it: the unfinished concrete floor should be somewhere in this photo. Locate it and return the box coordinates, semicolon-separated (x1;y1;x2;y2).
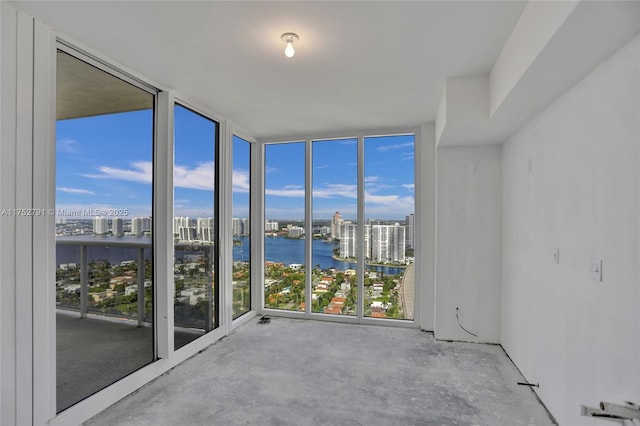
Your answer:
57;310;203;412
86;318;555;426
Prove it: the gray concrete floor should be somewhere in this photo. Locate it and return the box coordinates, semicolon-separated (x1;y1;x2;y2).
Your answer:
85;317;555;426
57;311;202;412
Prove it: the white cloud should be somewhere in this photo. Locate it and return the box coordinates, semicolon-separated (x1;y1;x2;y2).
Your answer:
83;161;152;184
232;169;250;193
402;184;415;191
365;191;414;209
174;162;215;190
313;183;357;199
57;187;95;195
375;142;413;152
401;151;415;161
84;161;220;191
57;139;80;154
265;187;305;198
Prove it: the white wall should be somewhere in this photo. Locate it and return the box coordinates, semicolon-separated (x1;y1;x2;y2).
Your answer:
502;34;640;426
435;145;502;343
417;123;436;331
1;4;18;425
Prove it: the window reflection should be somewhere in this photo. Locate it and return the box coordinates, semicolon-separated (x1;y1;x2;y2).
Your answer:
55;50;155;412
173;104;219;349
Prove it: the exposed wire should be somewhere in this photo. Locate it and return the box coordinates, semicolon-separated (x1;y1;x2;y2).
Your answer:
456;307;477;338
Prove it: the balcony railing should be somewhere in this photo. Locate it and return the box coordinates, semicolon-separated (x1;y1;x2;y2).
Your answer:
56;237;215;330
56;237;152;326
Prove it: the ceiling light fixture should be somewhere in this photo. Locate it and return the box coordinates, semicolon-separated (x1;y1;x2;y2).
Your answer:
281;32;299;58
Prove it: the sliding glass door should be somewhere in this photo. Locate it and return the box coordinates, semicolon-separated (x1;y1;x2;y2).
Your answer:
55;50;156;412
173;104;219;349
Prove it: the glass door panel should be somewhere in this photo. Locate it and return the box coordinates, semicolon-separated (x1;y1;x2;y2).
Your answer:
55;50;155;412
264;142;306;311
311;138;357;316
173;104;218;349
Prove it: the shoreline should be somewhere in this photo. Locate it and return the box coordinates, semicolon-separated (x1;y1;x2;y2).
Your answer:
331;254;408;269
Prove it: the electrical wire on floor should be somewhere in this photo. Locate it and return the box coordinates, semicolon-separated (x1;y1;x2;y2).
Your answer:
456;307;477;338
258;315;270;324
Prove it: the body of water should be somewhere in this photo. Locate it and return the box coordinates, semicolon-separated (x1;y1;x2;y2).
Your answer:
235;236;405;275
56;236;152;265
56;235;405;275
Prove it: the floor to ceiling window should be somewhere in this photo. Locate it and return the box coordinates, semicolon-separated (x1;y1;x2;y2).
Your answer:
263;142;306;311
173;104;219;349
364;135;415;320
232;135;251;319
311;138;358;316
262;134;415;321
55;49;156;411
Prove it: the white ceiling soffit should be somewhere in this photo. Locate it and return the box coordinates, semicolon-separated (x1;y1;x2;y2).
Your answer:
436;0;640;146
12;0;527;140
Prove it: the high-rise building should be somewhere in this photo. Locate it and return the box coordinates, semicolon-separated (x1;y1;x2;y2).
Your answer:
93;216;109;235
199;226;214;243
371;223;405;263
174;217;190;236
339;223;358;258
197;217;214;241
364;224;371;259
339;223;368;259
265;220;279;232
179;226;193;242
318;225;331;236
132;216;152;236
112;217;124;236
232;217;241;236
331;212;343;240
232;217;249;236
287;226;304;238
341;223;405;262
405;213;414;249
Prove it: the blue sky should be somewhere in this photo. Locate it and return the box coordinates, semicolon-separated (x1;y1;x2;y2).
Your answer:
265;135;414;220
56;109;154;217
56;107;413;221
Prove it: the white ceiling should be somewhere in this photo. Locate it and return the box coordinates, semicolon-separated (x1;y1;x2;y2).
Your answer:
14;1;527;140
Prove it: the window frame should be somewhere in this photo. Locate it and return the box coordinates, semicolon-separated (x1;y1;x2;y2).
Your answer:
257;131;420;327
230;133;254;321
172;101;221;347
